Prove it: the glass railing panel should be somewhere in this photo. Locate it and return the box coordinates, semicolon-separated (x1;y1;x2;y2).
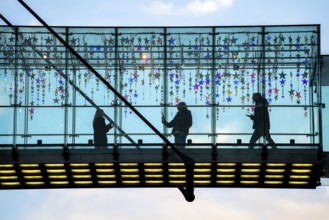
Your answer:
15;107;65;144
323;87;329;151
216;106;253;144
118;106;165;144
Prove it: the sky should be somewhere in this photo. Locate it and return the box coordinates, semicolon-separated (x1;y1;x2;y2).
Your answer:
1;0;329;219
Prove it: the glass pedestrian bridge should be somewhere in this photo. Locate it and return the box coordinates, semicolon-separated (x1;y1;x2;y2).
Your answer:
1;13;328;201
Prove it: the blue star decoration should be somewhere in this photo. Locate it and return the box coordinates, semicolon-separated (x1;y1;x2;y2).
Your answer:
168;37;175;46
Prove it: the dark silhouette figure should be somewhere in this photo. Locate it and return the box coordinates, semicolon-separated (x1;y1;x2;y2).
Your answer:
93;109;114;149
162;102;193;147
247;93;276;149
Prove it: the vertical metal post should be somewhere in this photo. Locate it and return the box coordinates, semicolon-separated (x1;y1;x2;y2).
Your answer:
211;27;217;145
64;27;69;145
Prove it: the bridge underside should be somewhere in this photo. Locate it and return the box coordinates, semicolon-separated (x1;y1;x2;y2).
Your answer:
0;147;322;190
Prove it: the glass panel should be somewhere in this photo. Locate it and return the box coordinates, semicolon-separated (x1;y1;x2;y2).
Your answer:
0;25;322;149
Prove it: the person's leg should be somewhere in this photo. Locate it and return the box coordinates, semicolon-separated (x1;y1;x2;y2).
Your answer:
249;129;261;149
265;130;276;149
175;135;187;148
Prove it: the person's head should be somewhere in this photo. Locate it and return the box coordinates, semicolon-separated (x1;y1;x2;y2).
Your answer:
252;93;262;103
177;102;187;111
93;109;104;124
95;109;104;117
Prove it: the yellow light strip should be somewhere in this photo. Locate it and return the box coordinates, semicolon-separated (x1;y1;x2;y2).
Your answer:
20;164;39;167
45;164;64;167
194;174;211;178
145;180;164;184
168;169;186;172
48;175;67;179
241;169;260;173
120;169;139;172
1;182;20;186
98;180;116;184
26;182;44;185
241;175;259;178
50;181;69;185
70;163;89;167
168;163;184;166
0;170;16;174
169;174;186;178
217;174;235;178
242;163;260;167
292;164;313;167
265;175;284;179
290;175;310;179
217;163;236;166
266;169;285;173
21;170;41;174
71;169;90;173
24;176;43;179
169;180;185;184
217;180;234;184
96;168;114;172
195;163;211;166
291;169;311;174
121;174;139;178
144;169;162;173
120;163;138;166
95;163;113;166
122;180;140;184
47;169;66;174
0;164;14;168
74;181;93;184
194;169;211;172
144;163;162;166
240;180;259;184
0;176;18;180
97;175;115;178
289;181;309;185
267;163;286;167
217;168;235;172
145;174;163;178
73;175;92;179
194;180;211;184
265;181;283;184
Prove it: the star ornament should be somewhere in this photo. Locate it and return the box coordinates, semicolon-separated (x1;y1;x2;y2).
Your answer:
302;78;308;85
168;37;175;45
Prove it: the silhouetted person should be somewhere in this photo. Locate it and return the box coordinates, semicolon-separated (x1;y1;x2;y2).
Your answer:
93;109;114;149
162;102;192;147
247;93;276;149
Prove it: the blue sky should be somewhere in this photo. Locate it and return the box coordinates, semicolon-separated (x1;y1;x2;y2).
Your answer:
1;0;329;219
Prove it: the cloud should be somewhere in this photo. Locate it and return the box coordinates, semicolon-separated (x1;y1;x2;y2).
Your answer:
148;0;234;17
17;187;329;220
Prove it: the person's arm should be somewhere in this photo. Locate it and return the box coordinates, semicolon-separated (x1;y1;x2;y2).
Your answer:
106;122;114;132
163;116;175;128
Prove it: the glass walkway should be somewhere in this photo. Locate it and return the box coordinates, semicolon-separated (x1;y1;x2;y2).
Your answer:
0;5;328;201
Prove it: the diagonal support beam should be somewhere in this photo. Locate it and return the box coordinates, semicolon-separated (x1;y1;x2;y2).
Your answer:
18;0;195;201
0;14;13;26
